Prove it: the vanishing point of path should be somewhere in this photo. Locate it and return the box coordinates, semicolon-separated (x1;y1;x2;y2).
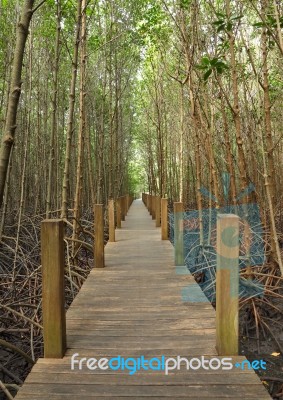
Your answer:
15;199;270;399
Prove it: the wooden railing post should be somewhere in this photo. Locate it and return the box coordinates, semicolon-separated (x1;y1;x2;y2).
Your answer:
155;195;161;227
126;194;130;214
41;220;66;358
174;202;184;266
216;214;239;356
161;198;168;240
144;193;148;209
108;199;115;242
152;195;156;220
121;196;126;221
148;194;152;215
95;204;105;268
116;197;121;228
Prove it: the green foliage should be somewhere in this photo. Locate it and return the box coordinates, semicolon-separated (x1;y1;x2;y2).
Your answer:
196;56;229;82
135;3;170;47
253;14;283;29
88;34;102;51
180;0;191;9
212;12;243;32
127;156;147;194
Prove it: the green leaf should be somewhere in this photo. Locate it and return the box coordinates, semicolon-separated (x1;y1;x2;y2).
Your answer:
217;61;229;69
201;56;210;65
210;57;219;66
227;21;232;31
216;12;225;18
253;22;265;28
212;19;225;26
204;69;212;81
196;64;209;70
231;14;243;21
180;0;191;9
217;24;226;32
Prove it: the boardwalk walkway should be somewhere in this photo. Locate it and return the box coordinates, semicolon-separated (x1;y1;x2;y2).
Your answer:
15;199;270;399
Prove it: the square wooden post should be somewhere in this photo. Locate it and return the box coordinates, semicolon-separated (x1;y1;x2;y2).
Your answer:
174;202;184;266
121;196;125;221
161;198;168;240
155;195;161;227
95;204;105;268
152;195;156;220
41;220;66;358
126;194;130;214
116;198;121;229
216;214;239;355
148;194;152;215
108;199;115;242
145;193;148;209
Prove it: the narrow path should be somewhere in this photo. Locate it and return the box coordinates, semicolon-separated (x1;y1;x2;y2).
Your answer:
15;199;270;399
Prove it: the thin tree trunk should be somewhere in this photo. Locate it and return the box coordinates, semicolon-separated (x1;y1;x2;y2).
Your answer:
61;0;82;219
225;0;248;193
72;0;87;258
0;0;34;208
46;1;61;218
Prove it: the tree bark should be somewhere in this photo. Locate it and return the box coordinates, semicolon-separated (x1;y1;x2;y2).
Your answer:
0;0;34;209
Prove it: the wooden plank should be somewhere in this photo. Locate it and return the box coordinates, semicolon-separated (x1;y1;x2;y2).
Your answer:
66;318;216;330
15;383;271;398
15;395;270;400
24;371;264;385
66;328;216;336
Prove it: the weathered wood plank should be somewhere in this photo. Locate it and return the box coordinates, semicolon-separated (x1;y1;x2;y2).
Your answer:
16;383;271;398
24;371;264;385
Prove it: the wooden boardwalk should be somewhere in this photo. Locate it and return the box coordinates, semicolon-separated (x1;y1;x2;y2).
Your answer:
15;199;270;399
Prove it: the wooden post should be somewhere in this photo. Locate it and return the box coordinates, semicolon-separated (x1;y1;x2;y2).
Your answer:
95;204;104;268
174;202;184;266
152;195;156;220
41;220;66;358
145;193;148;208
161;198;168;240
148;194;152;215
108;199;115;242
216;214;239;356
155;195;161;227
121;196;125;221
116;198;121;228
